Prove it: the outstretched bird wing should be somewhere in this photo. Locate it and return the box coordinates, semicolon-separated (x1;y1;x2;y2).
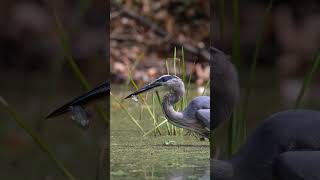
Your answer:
196;109;210;128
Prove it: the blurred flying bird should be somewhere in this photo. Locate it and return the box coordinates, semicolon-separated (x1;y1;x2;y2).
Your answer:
46;82;109;128
210;47;320;180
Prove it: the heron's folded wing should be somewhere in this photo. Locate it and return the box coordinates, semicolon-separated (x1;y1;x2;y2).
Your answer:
196;109;210;128
276;151;320;180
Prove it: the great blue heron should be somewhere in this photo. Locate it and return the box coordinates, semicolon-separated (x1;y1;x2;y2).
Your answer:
125;75;210;138
45;82;110;128
211;47;320;180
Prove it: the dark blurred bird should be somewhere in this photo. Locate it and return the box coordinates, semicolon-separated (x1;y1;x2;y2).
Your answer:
210;47;320;180
46;82;109;128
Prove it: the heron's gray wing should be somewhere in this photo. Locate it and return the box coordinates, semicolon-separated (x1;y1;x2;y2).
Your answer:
196;109;210;128
276;151;320;180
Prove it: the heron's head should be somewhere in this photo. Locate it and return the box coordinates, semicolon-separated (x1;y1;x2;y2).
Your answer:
124;75;183;99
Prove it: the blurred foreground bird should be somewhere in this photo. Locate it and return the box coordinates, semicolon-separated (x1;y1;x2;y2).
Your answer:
45;82;109;128
210;47;320;180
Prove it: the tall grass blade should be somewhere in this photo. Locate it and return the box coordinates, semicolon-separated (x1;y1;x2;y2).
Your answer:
181;47;186;111
128;70;158;124
228;0;241;156
202;80;210;96
52;10;90;90
181;47;186;82
173;47;177;76
51;7;109;126
152;93;161;135
185;61;196;102
155;91;172;135
0;96;75;180
48;4;109;179
123;53;144;95
143;118;168;136
241;0;274;141
111;94;146;134
165;59;170;75
295;51;320;108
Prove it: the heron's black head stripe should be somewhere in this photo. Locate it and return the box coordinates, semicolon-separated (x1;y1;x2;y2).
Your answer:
156;75;178;83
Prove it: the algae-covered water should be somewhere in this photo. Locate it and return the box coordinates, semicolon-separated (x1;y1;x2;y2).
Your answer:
111;85;210;179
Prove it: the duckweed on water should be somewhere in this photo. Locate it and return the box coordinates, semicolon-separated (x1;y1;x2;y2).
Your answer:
111;132;209;179
111;86;210;179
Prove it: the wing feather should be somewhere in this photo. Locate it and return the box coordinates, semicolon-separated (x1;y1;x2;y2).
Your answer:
196;109;210;128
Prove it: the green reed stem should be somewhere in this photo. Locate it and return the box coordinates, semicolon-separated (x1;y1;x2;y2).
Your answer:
228;0;241;157
144;118;168;136
241;0;273;141
0;96;75;180
202;80;210;96
174;47;177;76
49;4;109;180
295;51;320;108
111;94;146;134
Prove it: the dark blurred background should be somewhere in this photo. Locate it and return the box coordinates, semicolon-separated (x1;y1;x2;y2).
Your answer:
0;0;108;78
213;0;320;69
0;0;108;179
212;0;320;155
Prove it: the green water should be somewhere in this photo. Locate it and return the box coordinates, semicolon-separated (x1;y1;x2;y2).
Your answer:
111;85;210;179
0;75;107;179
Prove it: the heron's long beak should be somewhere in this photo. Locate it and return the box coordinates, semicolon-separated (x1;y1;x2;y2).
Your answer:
124;82;161;99
46;82;110;119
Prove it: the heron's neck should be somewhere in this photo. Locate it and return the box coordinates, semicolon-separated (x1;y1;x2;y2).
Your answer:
211;50;239;129
162;85;185;124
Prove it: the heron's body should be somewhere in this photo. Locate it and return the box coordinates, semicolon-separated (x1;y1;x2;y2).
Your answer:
181;96;210;128
212;110;320;180
210;47;320;180
125;75;210;138
163;94;210;138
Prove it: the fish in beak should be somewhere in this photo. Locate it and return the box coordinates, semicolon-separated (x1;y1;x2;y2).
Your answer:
45;82;109;128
